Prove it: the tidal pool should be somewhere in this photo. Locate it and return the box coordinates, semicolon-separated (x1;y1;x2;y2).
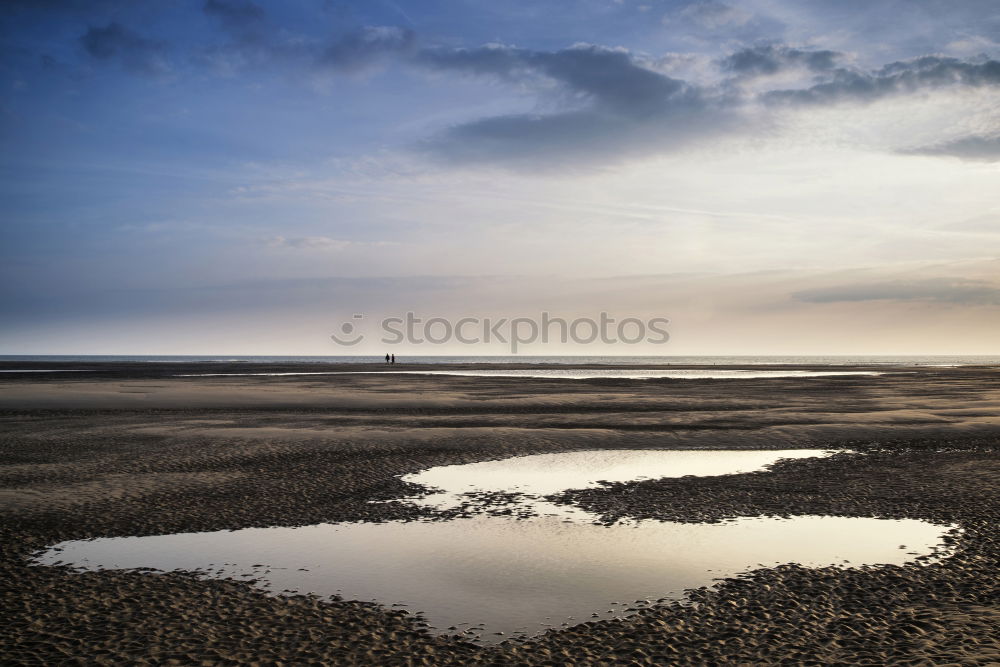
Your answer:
402;449;837;511
177;369;882;379
381;369;883;380
35;449;953;642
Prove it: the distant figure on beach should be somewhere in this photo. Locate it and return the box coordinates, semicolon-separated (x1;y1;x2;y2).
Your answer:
391;354;396;364
385;353;390;364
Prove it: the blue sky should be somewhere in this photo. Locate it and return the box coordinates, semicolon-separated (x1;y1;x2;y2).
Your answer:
2;0;999;354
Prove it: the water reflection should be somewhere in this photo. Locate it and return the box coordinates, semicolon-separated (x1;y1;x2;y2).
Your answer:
402;449;836;512
176;369;882;379
35;450;953;642
385;369;883;380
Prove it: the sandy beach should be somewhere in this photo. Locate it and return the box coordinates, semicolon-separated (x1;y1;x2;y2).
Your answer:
9;0;1000;662
2;362;999;664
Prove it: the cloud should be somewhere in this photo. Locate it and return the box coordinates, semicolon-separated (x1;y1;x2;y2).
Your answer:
663;1;785;45
720;44;841;76
193;14;415;80
197;0;304;75
416;43;731;165
202;0;264;29
792;278;1000;305
904;133;1000;162
80;22;169;76
423;44;688;113
677;1;752;30
62;12;1000;168
319;26;416;74
194;12;416;76
767;56;1000;105
263;236;394;251
265;236;354;250
412;41;1000;166
203;0;416;77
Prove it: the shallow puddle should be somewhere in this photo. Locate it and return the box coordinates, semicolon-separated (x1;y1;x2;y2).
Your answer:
176;369;882;379
403;449;836;510
382;369;883;380
35;449;954;643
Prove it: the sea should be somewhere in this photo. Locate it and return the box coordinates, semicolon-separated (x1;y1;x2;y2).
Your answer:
0;355;997;366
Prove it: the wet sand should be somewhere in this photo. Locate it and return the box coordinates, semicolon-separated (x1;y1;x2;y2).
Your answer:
1;362;999;664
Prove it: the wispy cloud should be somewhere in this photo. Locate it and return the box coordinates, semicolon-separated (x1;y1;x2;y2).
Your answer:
264;236;393;250
766;56;1000;105
202;0;264;30
414;44;1000;166
319;26;416;74
793;278;1000;306
60;6;1000;168
678;1;753;30
265;236;354;250
720;44;841;76
80;22;170;77
414;43;734;165
903;133;1000;162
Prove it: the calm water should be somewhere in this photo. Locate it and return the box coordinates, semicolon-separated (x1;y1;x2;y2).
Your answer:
35;450;954;642
403;449;840;511
175;369;882;379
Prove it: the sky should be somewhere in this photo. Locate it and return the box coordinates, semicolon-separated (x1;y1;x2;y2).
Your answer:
1;0;998;355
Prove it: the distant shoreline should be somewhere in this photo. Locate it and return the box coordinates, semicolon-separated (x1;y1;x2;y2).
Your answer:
1;353;999;368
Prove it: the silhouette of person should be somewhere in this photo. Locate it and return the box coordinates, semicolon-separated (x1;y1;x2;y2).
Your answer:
391;353;396;364
385;353;390;364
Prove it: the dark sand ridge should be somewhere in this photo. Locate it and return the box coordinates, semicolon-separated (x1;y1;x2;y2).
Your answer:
1;363;998;664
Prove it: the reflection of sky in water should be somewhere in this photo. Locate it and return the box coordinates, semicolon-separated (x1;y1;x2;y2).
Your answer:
386;369;883;379
35;450;954;642
175;369;883;379
403;449;837;507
